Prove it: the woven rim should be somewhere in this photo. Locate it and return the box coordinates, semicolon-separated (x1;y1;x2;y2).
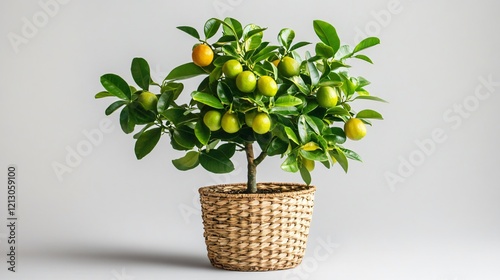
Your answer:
199;182;316;271
198;182;316;198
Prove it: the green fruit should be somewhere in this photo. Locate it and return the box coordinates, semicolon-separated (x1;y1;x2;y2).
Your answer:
203;110;222;131
137;91;158;111
257;76;278;97
278;56;300;77
236;71;257;93
221;111;240;133
245;110;257;127
316;86;338;108
222;59;243;79
252;112;271;134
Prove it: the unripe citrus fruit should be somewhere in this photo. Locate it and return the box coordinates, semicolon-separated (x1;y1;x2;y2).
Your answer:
278;56;300;77
252;112;271;134
222;59;243;79
244;110;257;127
203;110;222;131
221;111;240;133
344;118;367;141
236;71;257;93
192;44;213;67
137;91;158;111
316;86;338;108
257;76;278;97
302;158;315;172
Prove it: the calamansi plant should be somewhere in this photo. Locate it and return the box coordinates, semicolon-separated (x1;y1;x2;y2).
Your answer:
95;17;385;194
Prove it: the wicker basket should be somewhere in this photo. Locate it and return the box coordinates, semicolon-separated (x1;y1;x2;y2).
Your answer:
199;182;316;271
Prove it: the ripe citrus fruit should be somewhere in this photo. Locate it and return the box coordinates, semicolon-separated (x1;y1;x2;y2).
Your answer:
278;56;300;77
257;76;278;97
244;110;257;127
302;158;315;172
236;71;257;93
252;112;271;134
316;86;338;108
192;44;214;67
222;59;243;79
344;118;367;141
203;110;222;131
272;59;280;67
137;91;158;111
221;111;240;133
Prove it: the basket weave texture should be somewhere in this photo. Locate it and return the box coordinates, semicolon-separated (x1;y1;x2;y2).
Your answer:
199;182;316;271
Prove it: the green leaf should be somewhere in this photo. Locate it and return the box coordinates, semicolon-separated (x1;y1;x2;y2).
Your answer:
161;108;184;125
290;76;310;94
267;137;289;156
131;57;151;91
278;28;295;50
172;151;200;171
299;166;312;185
213;56;235;67
129;102;156;124
356;109;384;120
284;126;299;145
134;127;162;160
119;105;135;134
297;115;310;143
243;24;264;51
339;147;362;161
315;42;334;58
353;54;373;64
176;26;200;39
199;149;234;174
172;126;197;149
274;96;303;107
166;62;206;81
352;37;380;54
95;91;114;99
105;100;127;116
313;20;340;54
331;148;348;172
216;82;232;104
195;120;210;145
217;143;236;158
326;106;350;117
161;82;184;100
204;18;220;39
223;17;243;39
157;91;173;114
354;95;388;103
281;153;299;173
100;74;131;100
289;41;311;52
324;127;346;145
251;46;280;63
306;57;320;86
270;106;300;116
192;91;224;109
304;115;322;135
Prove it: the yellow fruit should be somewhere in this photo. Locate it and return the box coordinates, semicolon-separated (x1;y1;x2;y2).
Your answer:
257;76;278;97
244;110;257;127
302;158;315;172
278;56;300;77
222;59;243;79
272;59;280;67
137;91;158;111
221;111;240;133
203;110;222;131
344;118;367;141
252;112;271;134
236;71;257;93
316;86;338;108
192;44;214;67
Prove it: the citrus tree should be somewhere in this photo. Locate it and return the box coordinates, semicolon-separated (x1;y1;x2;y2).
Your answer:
95;17;385;193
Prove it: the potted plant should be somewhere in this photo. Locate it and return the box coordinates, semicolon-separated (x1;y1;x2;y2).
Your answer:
95;17;385;271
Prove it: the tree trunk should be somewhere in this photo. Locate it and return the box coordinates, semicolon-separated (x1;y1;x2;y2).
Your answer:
245;142;257;194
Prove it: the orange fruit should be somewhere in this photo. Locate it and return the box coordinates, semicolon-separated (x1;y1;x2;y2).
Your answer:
257;76;278;97
344;118;367;140
192;44;214;67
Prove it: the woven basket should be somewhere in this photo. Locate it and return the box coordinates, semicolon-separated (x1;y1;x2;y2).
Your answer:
199;182;316;271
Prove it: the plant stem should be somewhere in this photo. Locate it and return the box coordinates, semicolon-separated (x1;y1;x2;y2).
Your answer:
245;142;257;194
245;142;267;194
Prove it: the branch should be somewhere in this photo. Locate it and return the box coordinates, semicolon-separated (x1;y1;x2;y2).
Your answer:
254;151;267;166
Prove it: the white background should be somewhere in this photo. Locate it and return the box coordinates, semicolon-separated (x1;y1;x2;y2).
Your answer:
1;0;500;279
